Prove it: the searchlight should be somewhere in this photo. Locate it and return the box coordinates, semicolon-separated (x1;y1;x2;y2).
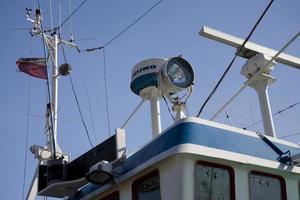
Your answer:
130;56;194;138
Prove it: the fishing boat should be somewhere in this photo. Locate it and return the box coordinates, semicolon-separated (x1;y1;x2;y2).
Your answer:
12;1;300;200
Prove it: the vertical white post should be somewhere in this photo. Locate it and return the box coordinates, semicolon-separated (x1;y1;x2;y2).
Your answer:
51;34;59;150
172;102;186;121
253;78;276;137
150;89;161;138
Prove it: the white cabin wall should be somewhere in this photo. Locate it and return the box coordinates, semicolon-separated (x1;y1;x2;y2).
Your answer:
234;166;250;200
118;181;131;200
181;155;195;200
286;179;299;200
159;155;185;200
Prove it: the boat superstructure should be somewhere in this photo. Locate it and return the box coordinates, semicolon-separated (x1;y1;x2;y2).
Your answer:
16;2;300;200
68;117;300;200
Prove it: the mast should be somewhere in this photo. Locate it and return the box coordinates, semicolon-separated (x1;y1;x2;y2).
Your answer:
51;34;59;152
26;8;78;160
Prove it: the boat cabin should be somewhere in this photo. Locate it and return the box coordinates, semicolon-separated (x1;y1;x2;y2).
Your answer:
66;117;300;200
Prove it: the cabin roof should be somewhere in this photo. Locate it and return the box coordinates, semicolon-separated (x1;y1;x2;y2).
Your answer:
71;117;300;199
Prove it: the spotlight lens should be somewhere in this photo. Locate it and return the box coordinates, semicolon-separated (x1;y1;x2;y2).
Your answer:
86;170;112;184
166;57;194;88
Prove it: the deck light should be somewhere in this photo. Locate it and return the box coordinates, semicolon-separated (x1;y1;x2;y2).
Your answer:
159;56;194;95
85;160;113;184
130;56;194;137
130;56;194;97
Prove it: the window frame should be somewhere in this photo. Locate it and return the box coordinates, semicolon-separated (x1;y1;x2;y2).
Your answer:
249;170;287;200
195;160;236;200
99;191;119;200
132;170;161;200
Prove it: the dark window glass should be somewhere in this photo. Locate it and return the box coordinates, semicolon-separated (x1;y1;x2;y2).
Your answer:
195;162;234;200
132;170;161;200
249;172;286;200
99;191;119;200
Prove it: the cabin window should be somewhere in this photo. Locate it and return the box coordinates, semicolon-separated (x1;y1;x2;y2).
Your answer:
249;171;286;200
132;170;161;200
195;161;235;200
99;191;119;200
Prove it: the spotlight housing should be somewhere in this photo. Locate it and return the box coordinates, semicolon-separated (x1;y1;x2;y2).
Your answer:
130;56;194;97
85;160;113;184
159;57;194;95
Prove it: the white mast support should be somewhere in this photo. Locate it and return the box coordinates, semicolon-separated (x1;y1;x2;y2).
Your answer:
199;26;300;69
172;102;186;121
150;89;162;138
253;74;276;137
26;163;40;200
51;34;59;151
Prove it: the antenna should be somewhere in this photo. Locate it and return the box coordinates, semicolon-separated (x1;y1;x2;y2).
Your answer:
199;26;300;137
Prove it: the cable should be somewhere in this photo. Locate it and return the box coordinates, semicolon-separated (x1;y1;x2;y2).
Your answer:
82;0;163;52
56;0;89;31
244;100;300;130
82;73;97;144
69;74;93;147
61;44;94;147
102;48;111;136
163;95;175;121
279;132;300;139
22;78;31;200
103;0;162;48
76;50;97;143
196;0;275;117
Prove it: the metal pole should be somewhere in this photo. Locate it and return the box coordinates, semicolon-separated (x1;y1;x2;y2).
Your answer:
253;78;276;137
121;99;145;129
51;34;59;150
150;89;161;138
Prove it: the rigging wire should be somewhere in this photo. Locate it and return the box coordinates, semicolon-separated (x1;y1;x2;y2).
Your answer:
56;0;89;31
22;78;31;200
69;74;93;147
37;0;57;159
82;75;97;144
243;100;300;130
162;95;175;121
102;48;111;136
82;0;163;52
61;45;94;147
77;52;98;143
196;0;275;117
279;132;300;139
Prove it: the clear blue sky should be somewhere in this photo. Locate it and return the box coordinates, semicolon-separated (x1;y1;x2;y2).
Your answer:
1;0;300;199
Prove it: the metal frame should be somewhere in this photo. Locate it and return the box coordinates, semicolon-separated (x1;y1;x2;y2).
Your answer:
249;170;287;200
195;160;236;200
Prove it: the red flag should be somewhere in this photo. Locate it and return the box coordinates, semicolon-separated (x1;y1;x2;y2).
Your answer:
16;58;47;79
